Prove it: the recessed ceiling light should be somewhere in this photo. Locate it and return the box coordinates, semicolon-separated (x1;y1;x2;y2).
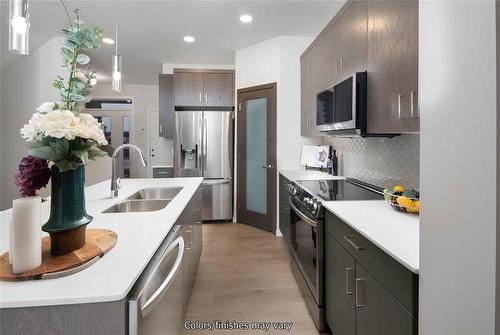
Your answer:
183;36;195;43
102;37;115;44
240;14;253;23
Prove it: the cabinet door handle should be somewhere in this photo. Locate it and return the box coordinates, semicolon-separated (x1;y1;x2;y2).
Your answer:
355;278;366;308
205;92;208;103
334;60;338;78
339;58;343;76
159;124;163;134
343;235;364;251
345;267;354;295
398;93;403;119
410;90;418;118
199;92;202;102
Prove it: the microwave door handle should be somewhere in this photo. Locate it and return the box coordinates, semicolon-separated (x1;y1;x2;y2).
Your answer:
289;197;318;228
140;236;185;317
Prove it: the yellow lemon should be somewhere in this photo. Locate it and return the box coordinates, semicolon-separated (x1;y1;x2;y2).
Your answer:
393;185;405;193
407;200;420;213
396;196;413;207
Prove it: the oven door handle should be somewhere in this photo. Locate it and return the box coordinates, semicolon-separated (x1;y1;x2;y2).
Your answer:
289;197;318;228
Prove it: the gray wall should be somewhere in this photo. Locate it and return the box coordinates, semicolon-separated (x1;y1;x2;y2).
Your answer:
0;37;62;210
323;134;419;190
419;1;496;334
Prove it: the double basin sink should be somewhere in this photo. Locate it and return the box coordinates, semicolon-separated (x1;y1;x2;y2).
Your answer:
102;187;183;213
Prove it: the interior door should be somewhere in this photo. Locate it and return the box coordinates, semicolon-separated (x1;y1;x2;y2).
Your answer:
237;83;277;233
85;108;133;178
148;110;173;177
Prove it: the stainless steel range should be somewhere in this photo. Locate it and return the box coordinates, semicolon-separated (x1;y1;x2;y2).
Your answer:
285;178;383;331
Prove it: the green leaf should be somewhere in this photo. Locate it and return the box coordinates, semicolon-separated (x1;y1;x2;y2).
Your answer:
28;146;60;161
53;159;78;172
76;54;90;65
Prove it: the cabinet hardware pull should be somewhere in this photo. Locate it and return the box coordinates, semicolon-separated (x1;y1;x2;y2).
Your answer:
344;235;364;250
159;124;163;134
398;93;403;119
199;92;202;102
356;278;366;308
345;267;354;295
410;90;418;118
205;92;208;102
339;58;343;76
334;60;338;78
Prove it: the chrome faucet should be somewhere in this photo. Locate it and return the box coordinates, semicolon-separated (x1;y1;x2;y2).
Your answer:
110;144;148;198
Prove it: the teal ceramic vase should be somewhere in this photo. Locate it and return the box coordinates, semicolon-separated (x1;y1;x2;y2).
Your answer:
42;164;92;255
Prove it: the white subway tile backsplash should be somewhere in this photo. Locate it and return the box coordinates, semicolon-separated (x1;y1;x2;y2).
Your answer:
324;134;419;190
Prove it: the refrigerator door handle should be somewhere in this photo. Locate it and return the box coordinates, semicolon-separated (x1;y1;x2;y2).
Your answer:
203;117;207;175
201;179;231;185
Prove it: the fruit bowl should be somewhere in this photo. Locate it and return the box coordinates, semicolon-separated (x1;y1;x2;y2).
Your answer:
383;188;420;215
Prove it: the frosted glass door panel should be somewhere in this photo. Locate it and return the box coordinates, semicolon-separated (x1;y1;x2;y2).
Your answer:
245;97;268;215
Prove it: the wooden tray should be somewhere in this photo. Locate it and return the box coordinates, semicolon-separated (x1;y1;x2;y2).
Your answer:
0;229;117;281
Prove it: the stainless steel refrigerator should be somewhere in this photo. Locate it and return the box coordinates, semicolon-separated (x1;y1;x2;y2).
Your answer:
174;111;233;221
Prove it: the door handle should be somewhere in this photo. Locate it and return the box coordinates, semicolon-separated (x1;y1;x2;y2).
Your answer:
262;165;274;169
140;236;185;316
345;267;354;295
410;90;418;118
355;278;366;308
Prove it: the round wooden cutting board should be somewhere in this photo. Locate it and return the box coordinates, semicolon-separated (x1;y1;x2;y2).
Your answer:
0;229;117;281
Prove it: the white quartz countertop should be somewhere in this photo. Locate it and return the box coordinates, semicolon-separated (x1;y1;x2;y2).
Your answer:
323;201;419;273
0;177;203;308
278;169;344;181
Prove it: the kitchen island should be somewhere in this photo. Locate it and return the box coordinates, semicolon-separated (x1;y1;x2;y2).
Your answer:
0;177;203;334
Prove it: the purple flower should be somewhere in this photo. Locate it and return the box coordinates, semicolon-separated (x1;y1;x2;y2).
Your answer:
15;155;51;197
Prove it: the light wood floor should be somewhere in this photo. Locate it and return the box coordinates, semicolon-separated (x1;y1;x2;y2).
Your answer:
184;223;320;335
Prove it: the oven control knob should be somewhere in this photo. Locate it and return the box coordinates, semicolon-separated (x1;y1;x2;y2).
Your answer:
291;186;299;196
312;201;319;211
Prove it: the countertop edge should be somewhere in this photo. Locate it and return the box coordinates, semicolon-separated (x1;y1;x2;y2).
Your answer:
323;203;419;274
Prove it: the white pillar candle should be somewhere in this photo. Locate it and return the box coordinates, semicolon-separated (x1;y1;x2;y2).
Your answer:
9;218;15;264
11;196;42;274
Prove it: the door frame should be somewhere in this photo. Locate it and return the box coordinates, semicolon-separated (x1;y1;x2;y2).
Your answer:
236;82;277;233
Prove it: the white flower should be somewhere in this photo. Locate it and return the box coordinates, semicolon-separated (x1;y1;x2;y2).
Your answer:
37;110;81;140
77;113;108;145
20;110;107;145
36;102;56;114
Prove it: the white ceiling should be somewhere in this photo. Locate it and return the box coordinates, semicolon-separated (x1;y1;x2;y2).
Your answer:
0;0;345;84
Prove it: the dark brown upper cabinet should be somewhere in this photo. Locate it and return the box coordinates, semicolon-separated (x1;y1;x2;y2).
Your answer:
174;70;234;108
173;72;204;107
159;74;174;139
300;0;418;136
366;0;419;133
203;73;234;107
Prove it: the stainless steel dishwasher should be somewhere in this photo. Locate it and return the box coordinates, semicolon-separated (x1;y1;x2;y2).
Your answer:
128;224;186;335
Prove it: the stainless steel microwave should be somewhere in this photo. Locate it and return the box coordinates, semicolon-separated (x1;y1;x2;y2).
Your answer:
316;72;367;135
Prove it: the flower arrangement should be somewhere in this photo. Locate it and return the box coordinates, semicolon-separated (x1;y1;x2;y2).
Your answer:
17;9;106;196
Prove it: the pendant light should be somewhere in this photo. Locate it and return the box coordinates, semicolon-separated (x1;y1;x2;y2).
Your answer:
9;0;30;55
112;5;122;92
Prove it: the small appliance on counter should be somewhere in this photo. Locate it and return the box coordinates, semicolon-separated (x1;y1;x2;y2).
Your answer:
283;177;383;331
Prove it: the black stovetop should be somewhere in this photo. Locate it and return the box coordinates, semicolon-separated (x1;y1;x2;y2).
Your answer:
297;179;384;202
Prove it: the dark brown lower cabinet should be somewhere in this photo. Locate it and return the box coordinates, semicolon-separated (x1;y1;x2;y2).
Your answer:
326;233;356;335
325;211;417;335
355;264;414;335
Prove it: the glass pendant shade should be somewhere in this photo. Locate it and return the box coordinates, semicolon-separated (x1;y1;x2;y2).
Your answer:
112;54;122;92
9;0;30;55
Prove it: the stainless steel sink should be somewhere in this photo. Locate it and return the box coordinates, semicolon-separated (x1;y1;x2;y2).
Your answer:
102;199;171;213
125;187;183;200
